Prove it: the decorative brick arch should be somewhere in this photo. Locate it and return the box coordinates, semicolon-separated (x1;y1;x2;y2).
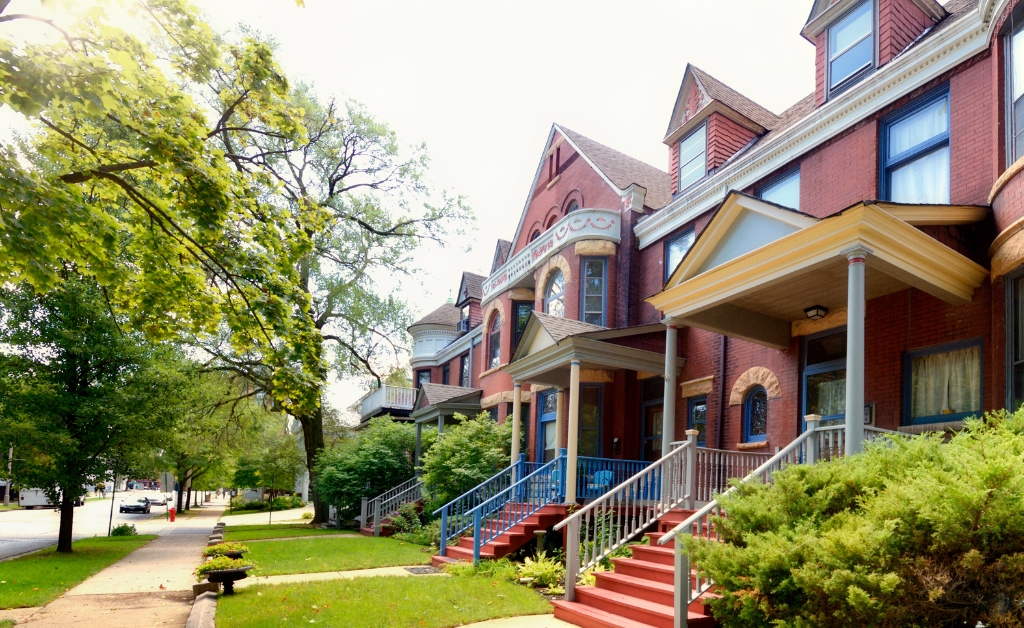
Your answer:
561;189;584;215
729;367;782;406
536;254;572;301
544;208;560;229
482;299;506;331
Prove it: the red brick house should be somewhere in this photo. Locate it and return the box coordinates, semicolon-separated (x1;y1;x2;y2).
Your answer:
380;1;1024;624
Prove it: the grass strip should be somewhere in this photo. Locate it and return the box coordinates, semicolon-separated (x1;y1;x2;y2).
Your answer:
0;535;155;609
248;536;431;576
222;524;355;542
217;574;551;628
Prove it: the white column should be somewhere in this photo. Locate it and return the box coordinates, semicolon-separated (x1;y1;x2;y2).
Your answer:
843;246;871;456
414;422;423;470
510;382;523;466
565;359;581;504
662;323;679;456
555;387;565;450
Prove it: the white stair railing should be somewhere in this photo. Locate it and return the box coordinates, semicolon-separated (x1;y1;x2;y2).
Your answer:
692;447;772;503
659;419;902;627
555;430;699;603
361;477;423;536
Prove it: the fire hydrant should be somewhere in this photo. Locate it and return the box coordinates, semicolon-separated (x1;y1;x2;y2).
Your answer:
168;507;176;522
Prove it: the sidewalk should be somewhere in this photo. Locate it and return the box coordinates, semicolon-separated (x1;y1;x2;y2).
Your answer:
13;497;226;627
215;503;314;525
235;564;446;589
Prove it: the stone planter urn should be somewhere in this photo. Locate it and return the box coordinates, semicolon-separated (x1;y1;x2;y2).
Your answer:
203;566;254;595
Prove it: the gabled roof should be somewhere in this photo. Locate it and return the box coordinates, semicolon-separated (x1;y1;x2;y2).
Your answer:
409;303;461;329
414;383;482;411
534;311;607;343
456;272;485;307
558;126;673;210
491;240;512;273
665;65;780;146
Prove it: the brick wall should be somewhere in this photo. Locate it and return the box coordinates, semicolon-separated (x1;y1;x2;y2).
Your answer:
799;120;878;217
815;31;827;106
707;113;758;172
878;0;932;66
950;54;997;206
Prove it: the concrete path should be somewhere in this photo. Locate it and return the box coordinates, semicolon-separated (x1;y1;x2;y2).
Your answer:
215;503;313;525
235;565;446;589
13;498;226;627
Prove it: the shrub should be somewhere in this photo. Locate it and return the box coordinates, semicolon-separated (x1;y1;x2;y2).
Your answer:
517;551;564;588
686;411;1024;628
314;416;435;519
419;413;513;506
195;556;254;581
389;503;423;534
393;519;444;547
444;557;518;582
301;511;313;520
110;523;137;537
229;495;304;512
202;542;249;557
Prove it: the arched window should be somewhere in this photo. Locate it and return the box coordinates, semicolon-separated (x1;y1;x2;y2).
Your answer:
488;315;501;369
545;270;565;318
743;386;768;443
530;230;542;242
566;201;579;214
545;215;558;229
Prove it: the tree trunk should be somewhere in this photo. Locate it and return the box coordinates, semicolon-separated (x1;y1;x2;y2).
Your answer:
296;407;327;524
175;484;184;512
185;486;192;510
57;489;75;553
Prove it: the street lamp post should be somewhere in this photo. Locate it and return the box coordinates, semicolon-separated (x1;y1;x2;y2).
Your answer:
4;444;12;508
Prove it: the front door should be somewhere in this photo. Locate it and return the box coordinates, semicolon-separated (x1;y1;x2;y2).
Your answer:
536;390;558;462
641;403;664;461
802;329;848;429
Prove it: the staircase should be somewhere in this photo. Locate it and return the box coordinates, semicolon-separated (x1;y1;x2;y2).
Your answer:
431;503;568;567
552;508;717;628
358;477;423;537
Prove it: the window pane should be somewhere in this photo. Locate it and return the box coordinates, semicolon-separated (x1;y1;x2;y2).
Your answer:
748;391;767;437
830;2;872;54
760;171;800;210
666;231;696;278
678;126;707;190
546;297;564;318
910;345;981;419
890;146;950;204
888;97;948;157
806;332;847;366
542;391;558;415
543;421;557;462
1014;97;1024;159
1014;28;1024;102
678;126;706;164
807;370;846;417
830;36;873;88
691;400;707;446
579;429;600;457
580;387;600;429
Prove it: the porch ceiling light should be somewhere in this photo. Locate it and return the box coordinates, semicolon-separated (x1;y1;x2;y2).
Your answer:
804;305;829;321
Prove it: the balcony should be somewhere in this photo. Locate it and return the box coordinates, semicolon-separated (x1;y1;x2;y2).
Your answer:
360;385;417;421
481;208;620;301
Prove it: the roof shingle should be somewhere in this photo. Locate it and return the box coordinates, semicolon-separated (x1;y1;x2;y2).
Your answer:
409;303;461;328
420;383;482;406
690;66;781;131
557;125;673;210
533;311;607;343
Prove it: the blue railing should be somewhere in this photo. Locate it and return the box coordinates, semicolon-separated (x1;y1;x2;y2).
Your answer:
576;456;653;500
467;450;567;561
434;455;529;556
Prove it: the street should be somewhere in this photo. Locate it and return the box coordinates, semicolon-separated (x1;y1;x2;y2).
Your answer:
0;490;198;560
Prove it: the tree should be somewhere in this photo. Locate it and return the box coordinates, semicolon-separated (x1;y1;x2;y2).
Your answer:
198;86;470;523
232;423;305;498
686;412;1024;628
419;414;513;508
0;277;184;552
314;416;434;518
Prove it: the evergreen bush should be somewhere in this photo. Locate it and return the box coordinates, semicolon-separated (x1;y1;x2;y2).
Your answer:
686;410;1024;627
419;413;512;507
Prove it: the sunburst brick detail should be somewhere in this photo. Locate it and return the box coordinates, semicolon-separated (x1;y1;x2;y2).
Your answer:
729;367;782;405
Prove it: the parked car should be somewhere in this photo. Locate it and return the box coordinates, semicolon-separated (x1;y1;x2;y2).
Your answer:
143;492;167;506
119;497;151;514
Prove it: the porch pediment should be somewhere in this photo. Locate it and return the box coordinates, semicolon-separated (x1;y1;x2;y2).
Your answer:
650;196;989;350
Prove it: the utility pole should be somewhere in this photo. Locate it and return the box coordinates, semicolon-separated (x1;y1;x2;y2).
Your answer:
3;444;12;508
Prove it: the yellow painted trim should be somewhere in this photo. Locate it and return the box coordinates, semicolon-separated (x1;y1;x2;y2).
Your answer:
988;154;1024;205
791;307;847;336
649;203;988;320
875;203;989;225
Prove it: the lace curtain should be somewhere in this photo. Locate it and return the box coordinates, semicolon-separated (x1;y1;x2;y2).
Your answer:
910;345;981;419
817;378;846;417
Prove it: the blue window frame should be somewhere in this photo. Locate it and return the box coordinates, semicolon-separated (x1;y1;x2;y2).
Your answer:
758;169;800;210
689;396;707;447
664;229;695;283
581;257;607;326
903;338;983;426
828;1;874;94
743;386;768;443
441;363;450;386
801;328;848;429
536;390;559;463
880;87;950;204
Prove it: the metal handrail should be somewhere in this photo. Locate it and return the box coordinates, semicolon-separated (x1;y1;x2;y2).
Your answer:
434;456;526;556
464;451;567;561
556;433;698;602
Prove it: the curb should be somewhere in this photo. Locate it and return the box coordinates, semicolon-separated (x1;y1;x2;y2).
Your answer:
186;591;217;628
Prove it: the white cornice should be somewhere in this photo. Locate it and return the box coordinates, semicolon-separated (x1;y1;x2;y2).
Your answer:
636;1;990;249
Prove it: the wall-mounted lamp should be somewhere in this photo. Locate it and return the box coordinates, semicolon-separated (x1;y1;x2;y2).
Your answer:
804;305;829;321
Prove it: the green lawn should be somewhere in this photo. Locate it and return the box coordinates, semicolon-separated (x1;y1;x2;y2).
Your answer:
217;575;551;628
222;524;356;542
0;504;18;512
1;619;14;628
0;535;155;609
247;536;431;576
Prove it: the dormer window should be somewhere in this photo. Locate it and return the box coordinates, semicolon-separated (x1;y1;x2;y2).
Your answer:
828;1;874;94
677;124;707;192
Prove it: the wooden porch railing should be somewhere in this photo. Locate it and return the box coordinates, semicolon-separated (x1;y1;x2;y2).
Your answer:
360;476;423;536
692;447;772;503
